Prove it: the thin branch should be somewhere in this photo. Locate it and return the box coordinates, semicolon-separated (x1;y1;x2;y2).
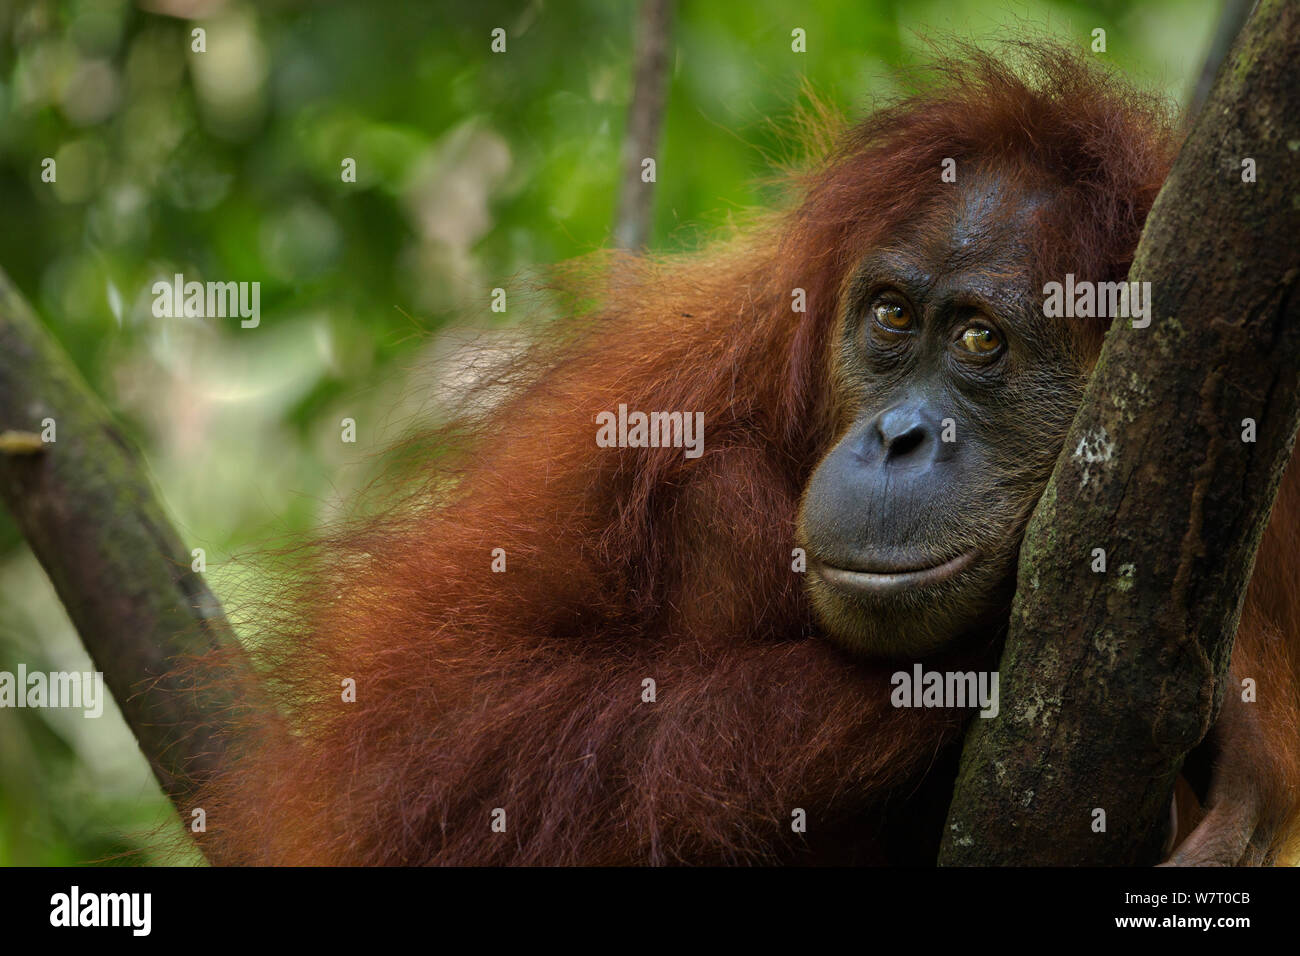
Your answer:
613;0;675;250
1186;0;1255;124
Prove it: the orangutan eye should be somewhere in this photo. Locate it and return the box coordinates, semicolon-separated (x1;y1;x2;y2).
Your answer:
958;323;1002;355
871;299;913;334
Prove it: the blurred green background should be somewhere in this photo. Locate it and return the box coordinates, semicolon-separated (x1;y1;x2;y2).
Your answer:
0;0;1220;865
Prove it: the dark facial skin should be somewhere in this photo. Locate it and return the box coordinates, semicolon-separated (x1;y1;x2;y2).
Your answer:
798;175;1089;658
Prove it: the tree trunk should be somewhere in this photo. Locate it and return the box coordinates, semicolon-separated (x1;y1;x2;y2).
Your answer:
939;0;1300;865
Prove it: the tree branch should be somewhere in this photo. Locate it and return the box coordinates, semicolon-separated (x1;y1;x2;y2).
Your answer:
0;267;258;862
612;0;674;250
939;0;1300;865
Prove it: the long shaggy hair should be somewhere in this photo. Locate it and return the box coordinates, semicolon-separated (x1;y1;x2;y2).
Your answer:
183;43;1300;866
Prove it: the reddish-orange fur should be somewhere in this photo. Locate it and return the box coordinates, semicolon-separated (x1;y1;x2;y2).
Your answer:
196;46;1300;865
